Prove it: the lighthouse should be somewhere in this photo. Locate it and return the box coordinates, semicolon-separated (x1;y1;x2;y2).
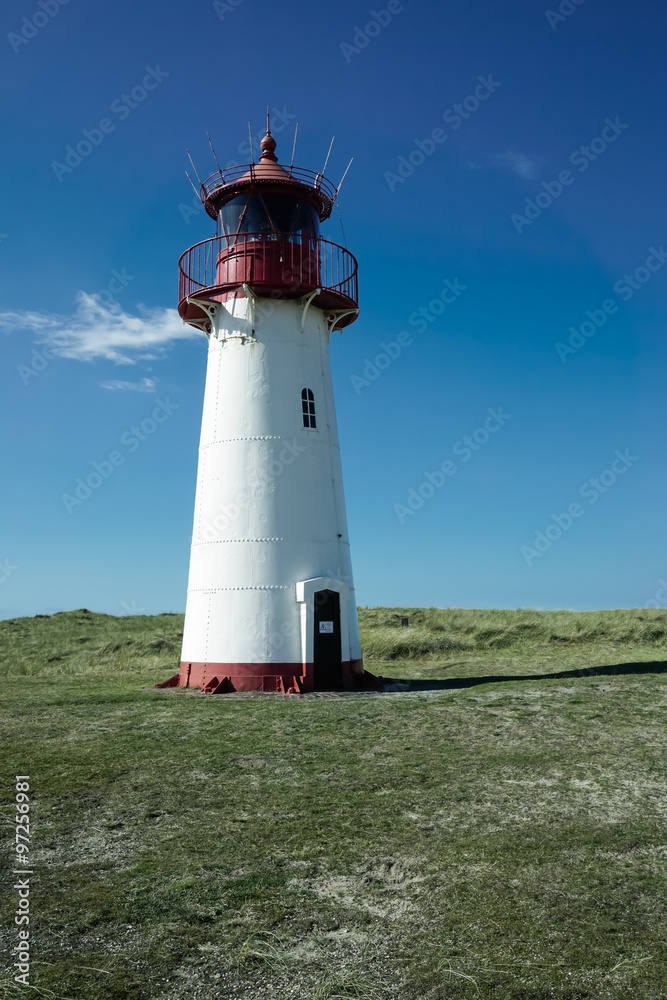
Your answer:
173;120;375;695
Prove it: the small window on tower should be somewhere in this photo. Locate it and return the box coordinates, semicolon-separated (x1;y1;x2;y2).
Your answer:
301;388;316;429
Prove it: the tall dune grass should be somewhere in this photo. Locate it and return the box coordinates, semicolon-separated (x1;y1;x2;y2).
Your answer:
0;606;665;682
358;606;667;661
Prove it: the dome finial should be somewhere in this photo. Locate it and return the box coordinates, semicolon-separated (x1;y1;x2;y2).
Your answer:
260;109;278;162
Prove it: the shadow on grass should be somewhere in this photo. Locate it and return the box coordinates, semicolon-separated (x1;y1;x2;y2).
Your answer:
382;660;667;693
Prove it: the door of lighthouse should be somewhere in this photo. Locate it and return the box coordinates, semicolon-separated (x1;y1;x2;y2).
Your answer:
313;590;342;690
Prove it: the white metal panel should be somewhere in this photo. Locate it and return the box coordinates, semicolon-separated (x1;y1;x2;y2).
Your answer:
181;297;360;667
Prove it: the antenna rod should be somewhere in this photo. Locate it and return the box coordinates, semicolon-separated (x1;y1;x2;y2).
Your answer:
185;170;201;200
248;121;254;164
336;157;354;196
321;136;335;176
267;105;270;133
289;123;299;171
206;131;223;174
186;150;203;188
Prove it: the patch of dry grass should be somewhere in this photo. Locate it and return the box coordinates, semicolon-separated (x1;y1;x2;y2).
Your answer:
0;611;666;998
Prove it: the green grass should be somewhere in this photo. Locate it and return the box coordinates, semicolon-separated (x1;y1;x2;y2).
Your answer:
1;607;666;999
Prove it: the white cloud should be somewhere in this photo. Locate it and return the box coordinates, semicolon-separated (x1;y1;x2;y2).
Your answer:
100;377;158;393
0;309;63;333
494;150;538;180
0;292;199;364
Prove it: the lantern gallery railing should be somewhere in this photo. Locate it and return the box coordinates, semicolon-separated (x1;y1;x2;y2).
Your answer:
200;164;338;220
178;232;359;320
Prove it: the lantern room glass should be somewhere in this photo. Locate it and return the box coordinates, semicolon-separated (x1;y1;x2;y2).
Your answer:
219;193;321;244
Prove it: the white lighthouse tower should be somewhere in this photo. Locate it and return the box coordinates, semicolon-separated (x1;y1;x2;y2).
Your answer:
173;121;377;695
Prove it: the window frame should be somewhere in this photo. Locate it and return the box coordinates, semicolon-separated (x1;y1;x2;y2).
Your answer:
301;387;317;429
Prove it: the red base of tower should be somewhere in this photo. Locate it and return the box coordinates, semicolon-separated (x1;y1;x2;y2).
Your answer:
155;660;383;695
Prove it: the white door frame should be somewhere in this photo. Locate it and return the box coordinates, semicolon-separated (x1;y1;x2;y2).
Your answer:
296;577;351;671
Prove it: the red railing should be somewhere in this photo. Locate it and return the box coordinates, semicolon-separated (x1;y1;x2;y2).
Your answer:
201;165;338;219
178;233;358;316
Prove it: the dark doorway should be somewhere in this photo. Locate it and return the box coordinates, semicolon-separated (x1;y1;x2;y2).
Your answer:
313;590;342;690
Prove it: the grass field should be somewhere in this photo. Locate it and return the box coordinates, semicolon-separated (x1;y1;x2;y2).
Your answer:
1;607;666;999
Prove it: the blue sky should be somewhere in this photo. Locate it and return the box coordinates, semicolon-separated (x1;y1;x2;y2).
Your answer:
1;0;666;618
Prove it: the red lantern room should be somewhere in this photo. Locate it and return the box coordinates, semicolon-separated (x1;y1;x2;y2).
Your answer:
178;122;359;335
